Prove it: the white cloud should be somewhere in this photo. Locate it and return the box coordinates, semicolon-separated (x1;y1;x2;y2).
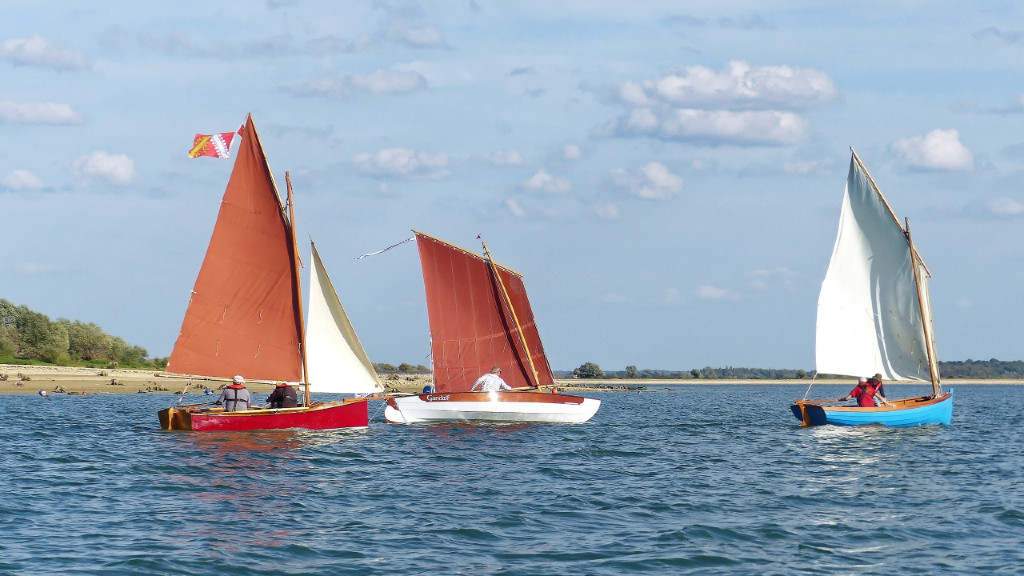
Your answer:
618;60;838;110
0;35;88;70
611;162;683;200
287;69;426;98
748;267;797;289
401;26;447;48
523;169;572;193
782;161;818;175
16;262;57;274
351;69;427;94
482;150;524;166
891;129;974;171
72;152;137;186
0;101;82;124
593;202;620;219
664;288;681;303
604;60;833;145
506;197;526;217
989;197;1024;215
353;148;449;179
564;144;582;160
1;169;43;191
694;285;741;301
614;108;808;145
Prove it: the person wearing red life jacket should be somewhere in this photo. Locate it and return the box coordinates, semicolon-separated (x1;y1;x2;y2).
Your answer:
840;377;892;407
216;375;252;411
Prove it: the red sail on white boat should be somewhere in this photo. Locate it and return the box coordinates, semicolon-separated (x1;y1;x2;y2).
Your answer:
416;231;555;393
385;232;599;424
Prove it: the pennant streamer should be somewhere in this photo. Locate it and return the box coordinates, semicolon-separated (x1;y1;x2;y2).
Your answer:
189;131;237;159
355;236;415;260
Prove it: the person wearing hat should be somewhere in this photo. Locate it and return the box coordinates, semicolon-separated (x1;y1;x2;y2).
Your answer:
470;366;512;392
266;380;298;409
867;373;886;401
215;375;252;412
839;375;892;407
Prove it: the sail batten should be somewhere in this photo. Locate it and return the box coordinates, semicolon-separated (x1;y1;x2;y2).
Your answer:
815;152;933;382
167;116;303;382
415;231;554;392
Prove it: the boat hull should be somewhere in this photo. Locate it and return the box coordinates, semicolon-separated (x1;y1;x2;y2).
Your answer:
791;390;953;427
158;400;369;431
385;391;600;424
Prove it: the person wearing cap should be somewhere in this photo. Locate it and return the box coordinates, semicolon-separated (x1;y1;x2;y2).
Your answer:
470;366;512;392
867;373;886;401
266;381;298;409
839;376;892;407
215;375;252;411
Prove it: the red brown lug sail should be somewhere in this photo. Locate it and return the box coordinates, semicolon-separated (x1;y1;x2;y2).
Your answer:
166;115;303;382
414;231;555;392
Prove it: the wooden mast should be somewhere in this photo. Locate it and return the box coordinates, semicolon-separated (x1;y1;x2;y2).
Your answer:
482;241;541;388
905;218;941;397
286;172;312;407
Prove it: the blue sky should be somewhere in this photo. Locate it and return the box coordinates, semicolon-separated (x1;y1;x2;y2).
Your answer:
3;1;1023;372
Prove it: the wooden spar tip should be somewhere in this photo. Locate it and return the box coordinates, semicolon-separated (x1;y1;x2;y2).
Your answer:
411;229;524;277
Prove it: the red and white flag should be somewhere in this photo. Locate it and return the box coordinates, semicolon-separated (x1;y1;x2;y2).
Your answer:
188;131;237;159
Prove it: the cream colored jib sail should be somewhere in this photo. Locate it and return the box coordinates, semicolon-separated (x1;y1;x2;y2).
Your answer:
305;242;384;395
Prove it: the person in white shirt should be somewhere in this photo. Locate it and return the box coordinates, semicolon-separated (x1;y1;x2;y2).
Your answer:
471;366;512;392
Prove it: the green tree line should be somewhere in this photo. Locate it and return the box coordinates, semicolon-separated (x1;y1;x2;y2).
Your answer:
563;360;1024;380
373;362;430;373
0;299;162;368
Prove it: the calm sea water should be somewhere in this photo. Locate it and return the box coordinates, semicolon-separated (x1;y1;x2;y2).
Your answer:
1;384;1021;575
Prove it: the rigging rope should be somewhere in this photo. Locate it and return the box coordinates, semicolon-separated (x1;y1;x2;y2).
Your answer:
800;372;817;401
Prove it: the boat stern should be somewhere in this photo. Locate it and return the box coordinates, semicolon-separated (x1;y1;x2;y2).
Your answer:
791;401;827;427
158;407;194;431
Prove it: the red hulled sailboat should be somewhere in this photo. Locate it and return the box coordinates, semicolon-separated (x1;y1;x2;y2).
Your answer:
158;115;380;431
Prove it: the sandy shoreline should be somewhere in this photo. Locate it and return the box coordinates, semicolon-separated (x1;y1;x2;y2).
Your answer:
0;364;431;396
1;364;1018;396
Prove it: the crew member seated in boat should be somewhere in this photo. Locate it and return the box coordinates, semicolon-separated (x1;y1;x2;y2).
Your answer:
839;377;892;407
470;366;512;392
215;375;252;411
267;381;298;409
868;373;885;401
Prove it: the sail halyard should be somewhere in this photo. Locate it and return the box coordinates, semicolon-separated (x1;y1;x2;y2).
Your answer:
482;241;541;388
166;114;304;383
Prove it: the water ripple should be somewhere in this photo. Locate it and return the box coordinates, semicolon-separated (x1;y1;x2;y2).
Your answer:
1;386;1023;574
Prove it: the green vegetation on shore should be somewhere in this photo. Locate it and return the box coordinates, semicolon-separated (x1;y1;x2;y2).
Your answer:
563;360;1024;380
5;300;1024;380
0;299;164;369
